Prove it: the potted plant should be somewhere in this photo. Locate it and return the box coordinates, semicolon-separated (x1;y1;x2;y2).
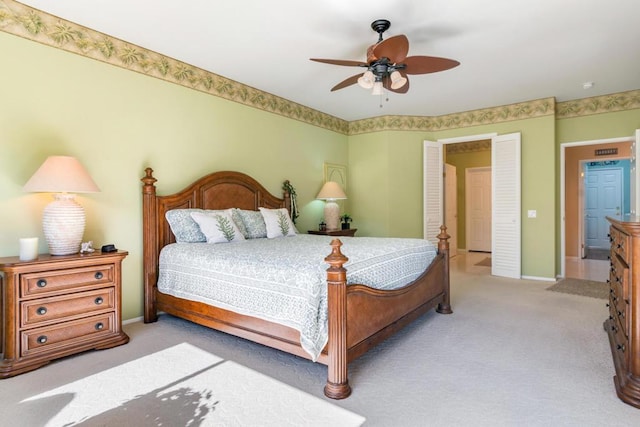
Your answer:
340;214;353;230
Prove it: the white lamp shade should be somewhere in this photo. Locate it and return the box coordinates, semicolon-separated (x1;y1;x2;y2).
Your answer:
357;70;375;89
371;80;384;95
24;156;100;255
316;181;347;201
24;156;100;193
390;70;408;90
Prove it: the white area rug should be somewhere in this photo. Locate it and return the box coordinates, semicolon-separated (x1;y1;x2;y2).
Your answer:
19;343;364;427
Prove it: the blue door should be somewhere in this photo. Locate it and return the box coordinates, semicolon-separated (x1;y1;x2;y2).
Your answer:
585;167;622;249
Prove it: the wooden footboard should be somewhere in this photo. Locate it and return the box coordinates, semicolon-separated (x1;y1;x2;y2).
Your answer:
141;168;451;399
324;228;451;399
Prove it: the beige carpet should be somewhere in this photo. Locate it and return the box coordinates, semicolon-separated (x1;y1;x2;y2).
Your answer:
546;278;609;299
12;342;364;427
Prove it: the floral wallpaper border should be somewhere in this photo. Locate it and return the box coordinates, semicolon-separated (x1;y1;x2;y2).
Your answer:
1;1;638;137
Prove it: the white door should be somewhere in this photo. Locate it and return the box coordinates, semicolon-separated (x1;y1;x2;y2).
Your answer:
585;167;623;249
444;163;458;257
466;167;492;252
423;140;443;246
492;133;521;279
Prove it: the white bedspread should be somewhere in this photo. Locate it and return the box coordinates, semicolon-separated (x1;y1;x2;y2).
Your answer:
158;234;438;361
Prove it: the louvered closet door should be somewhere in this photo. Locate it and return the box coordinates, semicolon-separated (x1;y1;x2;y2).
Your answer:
423;140;443;246
491;133;521;278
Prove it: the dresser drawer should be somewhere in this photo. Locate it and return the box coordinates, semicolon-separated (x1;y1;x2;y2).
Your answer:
21;287;115;328
610;227;630;262
20;313;115;357
21;264;114;298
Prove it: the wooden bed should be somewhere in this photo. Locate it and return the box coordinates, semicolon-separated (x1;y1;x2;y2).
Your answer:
141;168;452;399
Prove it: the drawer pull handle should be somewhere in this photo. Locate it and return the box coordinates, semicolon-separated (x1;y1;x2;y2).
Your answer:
37;335;48;344
95;271;103;280
36;306;47;316
617;344;626;352
95;297;104;305
618;310;625;318
95;322;104;331
36;279;47;288
611;325;618;332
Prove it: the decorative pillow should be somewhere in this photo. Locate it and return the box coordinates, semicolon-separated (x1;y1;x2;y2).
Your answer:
166;208;243;243
230;208;248;238
165;209;207;243
235;209;267;239
190;211;245;243
259;207;297;238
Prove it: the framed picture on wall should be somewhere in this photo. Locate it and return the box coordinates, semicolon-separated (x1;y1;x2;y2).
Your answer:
323;163;347;191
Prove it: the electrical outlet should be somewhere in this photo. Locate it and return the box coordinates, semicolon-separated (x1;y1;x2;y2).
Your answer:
528;210;537;218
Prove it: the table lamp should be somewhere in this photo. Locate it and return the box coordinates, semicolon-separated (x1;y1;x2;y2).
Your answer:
316;181;347;230
24;156;100;255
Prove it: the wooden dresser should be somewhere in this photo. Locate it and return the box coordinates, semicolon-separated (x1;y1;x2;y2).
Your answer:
0;250;129;378
605;215;640;408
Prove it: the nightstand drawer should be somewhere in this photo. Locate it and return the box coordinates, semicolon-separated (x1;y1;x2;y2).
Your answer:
21;287;115;328
21;313;115;357
21;264;114;298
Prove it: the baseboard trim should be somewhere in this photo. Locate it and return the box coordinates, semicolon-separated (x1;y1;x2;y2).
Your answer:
123;316;144;325
521;275;557;282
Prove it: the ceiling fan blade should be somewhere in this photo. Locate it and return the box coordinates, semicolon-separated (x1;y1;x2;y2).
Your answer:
402;56;460;74
383;72;410;94
310;58;368;67
330;73;362;91
372;35;409;64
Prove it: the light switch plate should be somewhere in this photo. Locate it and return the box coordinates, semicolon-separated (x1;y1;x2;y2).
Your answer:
528;210;537;218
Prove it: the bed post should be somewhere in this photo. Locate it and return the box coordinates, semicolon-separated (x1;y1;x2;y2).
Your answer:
436;225;453;314
141;168;159;323
324;239;351;400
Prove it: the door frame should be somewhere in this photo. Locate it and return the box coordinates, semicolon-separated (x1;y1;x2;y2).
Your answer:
559;136;633;278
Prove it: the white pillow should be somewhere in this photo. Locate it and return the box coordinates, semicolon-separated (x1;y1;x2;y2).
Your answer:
190;211;246;243
259;207;297;238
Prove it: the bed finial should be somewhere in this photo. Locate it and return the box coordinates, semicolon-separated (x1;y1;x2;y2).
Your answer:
325;238;348;269
437;225;450;254
141;167;157;195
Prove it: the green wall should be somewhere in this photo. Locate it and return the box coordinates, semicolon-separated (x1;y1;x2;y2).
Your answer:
0;32;348;320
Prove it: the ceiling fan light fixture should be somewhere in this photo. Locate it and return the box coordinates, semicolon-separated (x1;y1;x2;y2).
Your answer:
371;80;384;96
390;70;408;90
357;70;375;89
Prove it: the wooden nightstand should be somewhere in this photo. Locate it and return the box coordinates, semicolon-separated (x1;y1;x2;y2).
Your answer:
0;250;129;378
308;228;357;237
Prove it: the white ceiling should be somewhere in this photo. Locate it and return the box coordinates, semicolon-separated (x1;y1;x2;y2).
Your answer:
19;0;640;121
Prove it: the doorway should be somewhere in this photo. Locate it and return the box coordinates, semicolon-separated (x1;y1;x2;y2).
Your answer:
561;138;634;281
425;132;521;279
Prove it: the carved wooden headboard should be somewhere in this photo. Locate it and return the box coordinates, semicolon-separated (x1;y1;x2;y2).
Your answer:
140;168;291;321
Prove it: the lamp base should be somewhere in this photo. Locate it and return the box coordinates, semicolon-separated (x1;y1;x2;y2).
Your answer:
42;194;85;255
324;201;340;231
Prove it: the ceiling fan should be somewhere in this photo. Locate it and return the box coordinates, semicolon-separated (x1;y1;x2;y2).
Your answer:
311;19;460;94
